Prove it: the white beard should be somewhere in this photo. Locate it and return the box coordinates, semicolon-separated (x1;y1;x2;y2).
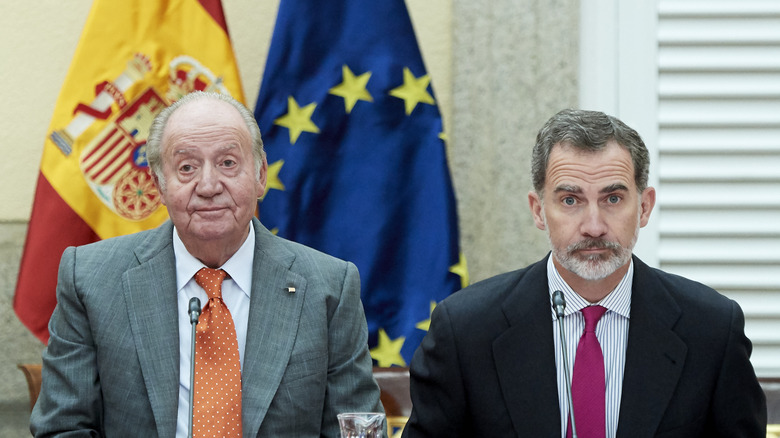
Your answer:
543;208;640;281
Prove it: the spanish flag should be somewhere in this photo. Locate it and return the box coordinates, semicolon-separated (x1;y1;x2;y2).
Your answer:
14;0;244;343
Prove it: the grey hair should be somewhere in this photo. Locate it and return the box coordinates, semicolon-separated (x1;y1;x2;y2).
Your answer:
531;108;650;196
146;91;265;191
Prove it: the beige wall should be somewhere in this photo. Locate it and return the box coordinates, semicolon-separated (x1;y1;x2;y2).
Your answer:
0;0;577;433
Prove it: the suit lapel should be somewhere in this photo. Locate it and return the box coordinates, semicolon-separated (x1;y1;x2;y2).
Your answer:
616;257;686;438
241;220;307;436
122;222;180;438
493;258;561;437
490;256;688;437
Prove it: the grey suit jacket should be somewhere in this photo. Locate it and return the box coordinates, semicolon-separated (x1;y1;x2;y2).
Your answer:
31;218;383;437
402;255;766;437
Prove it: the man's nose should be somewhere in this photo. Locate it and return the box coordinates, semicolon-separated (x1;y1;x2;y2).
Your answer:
580;204;608;238
195;164;223;196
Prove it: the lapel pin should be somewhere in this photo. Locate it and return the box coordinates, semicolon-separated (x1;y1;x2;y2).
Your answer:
286;286;296;293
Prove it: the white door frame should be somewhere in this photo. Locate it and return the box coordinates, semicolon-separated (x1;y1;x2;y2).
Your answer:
579;0;660;266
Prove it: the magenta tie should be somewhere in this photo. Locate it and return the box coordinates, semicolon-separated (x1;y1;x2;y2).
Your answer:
567;305;608;438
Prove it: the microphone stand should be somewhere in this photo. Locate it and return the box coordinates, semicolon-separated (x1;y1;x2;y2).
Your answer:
553;291;577;438
188;297;201;438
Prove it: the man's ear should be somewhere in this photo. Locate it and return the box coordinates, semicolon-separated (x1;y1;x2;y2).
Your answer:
528;191;546;230
639;186;656;227
151;170;167;206
255;155;268;199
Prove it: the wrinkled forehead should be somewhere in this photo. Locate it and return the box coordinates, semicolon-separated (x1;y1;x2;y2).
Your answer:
545;141;636;192
162;100;249;148
166;98;243;130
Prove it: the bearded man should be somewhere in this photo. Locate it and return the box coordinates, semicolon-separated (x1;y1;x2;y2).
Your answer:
401;109;766;438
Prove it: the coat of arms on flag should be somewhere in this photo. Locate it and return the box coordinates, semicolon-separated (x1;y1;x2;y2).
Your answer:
49;53;232;222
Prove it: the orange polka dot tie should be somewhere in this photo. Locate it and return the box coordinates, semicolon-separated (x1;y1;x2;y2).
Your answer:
193;268;242;437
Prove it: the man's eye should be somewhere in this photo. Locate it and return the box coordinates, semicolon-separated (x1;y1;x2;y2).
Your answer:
563;197;576;206
608;195;620;204
180;164;193;173
223;159;237;167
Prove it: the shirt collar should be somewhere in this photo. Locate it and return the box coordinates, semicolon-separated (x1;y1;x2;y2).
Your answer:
172;224;255;298
547;255;632;320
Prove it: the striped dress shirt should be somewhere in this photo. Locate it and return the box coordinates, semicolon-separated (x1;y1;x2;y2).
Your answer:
548;256;632;438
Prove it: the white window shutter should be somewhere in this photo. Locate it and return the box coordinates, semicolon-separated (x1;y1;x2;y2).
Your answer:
582;0;780;376
657;0;780;377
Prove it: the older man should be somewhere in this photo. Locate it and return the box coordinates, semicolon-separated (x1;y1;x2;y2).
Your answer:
403;109;766;437
31;91;383;437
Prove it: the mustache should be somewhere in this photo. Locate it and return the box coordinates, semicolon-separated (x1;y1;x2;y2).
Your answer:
567;238;621;253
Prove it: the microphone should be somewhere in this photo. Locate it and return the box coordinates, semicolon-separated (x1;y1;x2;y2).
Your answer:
552;290;577;438
187;297;201;438
552;290;566;319
189;297;201;324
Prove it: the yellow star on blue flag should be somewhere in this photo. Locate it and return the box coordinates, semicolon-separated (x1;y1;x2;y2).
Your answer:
262;159;285;199
273;96;320;144
389;67;435;115
329;65;373;113
370;328;406;367
415;301;437;332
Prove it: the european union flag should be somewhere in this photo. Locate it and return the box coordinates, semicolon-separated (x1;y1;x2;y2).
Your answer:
255;0;466;366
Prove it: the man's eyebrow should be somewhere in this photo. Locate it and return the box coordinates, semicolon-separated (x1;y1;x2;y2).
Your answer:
553;184;581;194
218;143;239;151
553;183;629;194
172;143;239;155
601;183;629;193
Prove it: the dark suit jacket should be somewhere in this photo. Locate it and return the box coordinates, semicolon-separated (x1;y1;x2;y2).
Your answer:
403;255;766;437
31;218;383;437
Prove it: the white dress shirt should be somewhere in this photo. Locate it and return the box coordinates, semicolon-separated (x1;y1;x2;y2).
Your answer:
549;256;632;438
174;225;255;438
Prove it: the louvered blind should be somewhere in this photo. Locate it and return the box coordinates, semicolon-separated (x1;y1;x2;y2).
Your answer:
657;0;780;376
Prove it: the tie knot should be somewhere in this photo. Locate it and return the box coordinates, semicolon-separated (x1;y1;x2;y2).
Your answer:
195;268;227;299
581;305;607;332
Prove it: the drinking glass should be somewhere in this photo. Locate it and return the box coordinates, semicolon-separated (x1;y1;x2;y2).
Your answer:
337;412;386;438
